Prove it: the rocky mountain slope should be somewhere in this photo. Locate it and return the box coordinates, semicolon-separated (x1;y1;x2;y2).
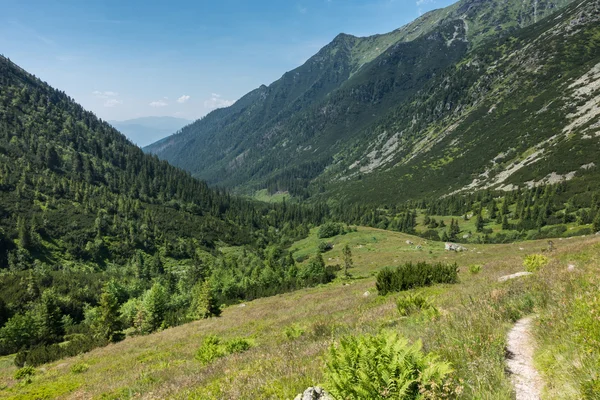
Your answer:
145;0;598;203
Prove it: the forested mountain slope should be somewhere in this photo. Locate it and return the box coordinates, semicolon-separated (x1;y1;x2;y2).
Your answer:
0;55;332;363
144;0;588;202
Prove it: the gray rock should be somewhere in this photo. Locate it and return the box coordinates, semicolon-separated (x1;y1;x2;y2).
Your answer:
498;272;533;282
294;387;333;400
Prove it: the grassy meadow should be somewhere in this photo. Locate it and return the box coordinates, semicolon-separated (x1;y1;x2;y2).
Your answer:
1;227;598;399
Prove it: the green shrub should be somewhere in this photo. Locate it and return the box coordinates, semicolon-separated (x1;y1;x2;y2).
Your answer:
196;335;252;365
325;332;452;399
284;324;305;340
318;222;344;239
523;254;550;272
14;366;36;380
318;241;333;253
195;335;225;365
396;293;438;317
14;335;109;367
70;362;89;374
376;262;459;295
469;264;482;274
225;338;252;354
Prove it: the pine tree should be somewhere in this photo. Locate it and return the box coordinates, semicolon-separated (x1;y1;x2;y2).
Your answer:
502;215;510;230
475;213;485;233
593;213;600;233
38;289;64;344
342;244;353;278
17;216;31;249
141;283;168;333
96;289;123;342
44;145;60;170
188;280;221;320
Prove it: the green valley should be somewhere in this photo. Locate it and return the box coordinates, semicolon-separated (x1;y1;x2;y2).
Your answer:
1;0;600;398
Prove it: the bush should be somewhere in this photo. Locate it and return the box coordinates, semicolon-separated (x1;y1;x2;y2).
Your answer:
469;264;482;274
376;262;459;295
195;335;225;365
70;362;89;374
225;338;252;354
318;223;344;239
396;293;438;317
284;324;305;340
196;335;252;365
325;332;452;399
523;254;550;272
318;241;333;253
14;335;108;367
14;366;36;380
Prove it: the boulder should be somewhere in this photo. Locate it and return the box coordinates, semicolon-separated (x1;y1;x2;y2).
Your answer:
363;291;370;297
445;242;466;252
294;387;333;400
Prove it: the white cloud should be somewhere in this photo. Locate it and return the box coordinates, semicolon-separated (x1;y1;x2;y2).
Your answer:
204;93;234;110
104;99;123;107
149;100;168;107
177;95;191;103
93;90;119;99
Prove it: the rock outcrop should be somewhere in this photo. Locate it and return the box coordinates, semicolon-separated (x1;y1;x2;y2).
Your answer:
294;387;333;400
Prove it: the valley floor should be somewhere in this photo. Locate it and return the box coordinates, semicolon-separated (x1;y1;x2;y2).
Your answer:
1;227;598;399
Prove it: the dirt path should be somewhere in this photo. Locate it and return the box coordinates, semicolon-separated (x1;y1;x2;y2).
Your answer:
506;317;543;400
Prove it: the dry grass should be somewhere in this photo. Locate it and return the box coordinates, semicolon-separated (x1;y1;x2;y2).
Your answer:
0;227;597;399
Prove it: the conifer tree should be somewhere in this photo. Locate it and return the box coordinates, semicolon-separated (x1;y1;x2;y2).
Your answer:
188;280;221;320
141;283;168;333
342;244;353;278
96;289;123;342
17;216;31;249
38;289;64;344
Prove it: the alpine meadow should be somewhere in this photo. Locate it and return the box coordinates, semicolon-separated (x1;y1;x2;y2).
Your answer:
1;0;599;399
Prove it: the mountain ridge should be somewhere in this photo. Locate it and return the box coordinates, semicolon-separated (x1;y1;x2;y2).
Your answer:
145;0;596;203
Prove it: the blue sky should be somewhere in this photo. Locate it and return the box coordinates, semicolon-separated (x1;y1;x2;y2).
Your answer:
0;0;455;122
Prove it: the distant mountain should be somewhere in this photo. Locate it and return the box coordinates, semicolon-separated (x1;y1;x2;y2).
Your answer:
145;0;600;203
109;116;191;147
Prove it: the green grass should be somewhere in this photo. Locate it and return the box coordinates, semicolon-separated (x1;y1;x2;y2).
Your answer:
0;227;598;399
251;189;290;203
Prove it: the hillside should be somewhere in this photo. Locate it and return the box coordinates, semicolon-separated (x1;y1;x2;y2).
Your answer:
143;0;598;203
1;226;598;398
0;55;331;365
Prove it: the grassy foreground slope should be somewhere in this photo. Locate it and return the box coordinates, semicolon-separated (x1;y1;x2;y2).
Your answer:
1;227;598;399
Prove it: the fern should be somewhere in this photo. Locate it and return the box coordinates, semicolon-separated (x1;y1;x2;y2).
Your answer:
325;332;452;399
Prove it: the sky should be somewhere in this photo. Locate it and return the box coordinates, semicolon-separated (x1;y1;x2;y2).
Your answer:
0;0;455;122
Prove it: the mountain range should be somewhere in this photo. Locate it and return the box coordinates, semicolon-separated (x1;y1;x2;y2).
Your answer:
145;0;599;203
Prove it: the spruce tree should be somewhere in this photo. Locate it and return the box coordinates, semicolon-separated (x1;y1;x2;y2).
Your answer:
342;244;353;278
141;283;168;333
96;289;123;342
188;280;221;320
593;213;600;233
17;216;31;249
38;289;64;344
